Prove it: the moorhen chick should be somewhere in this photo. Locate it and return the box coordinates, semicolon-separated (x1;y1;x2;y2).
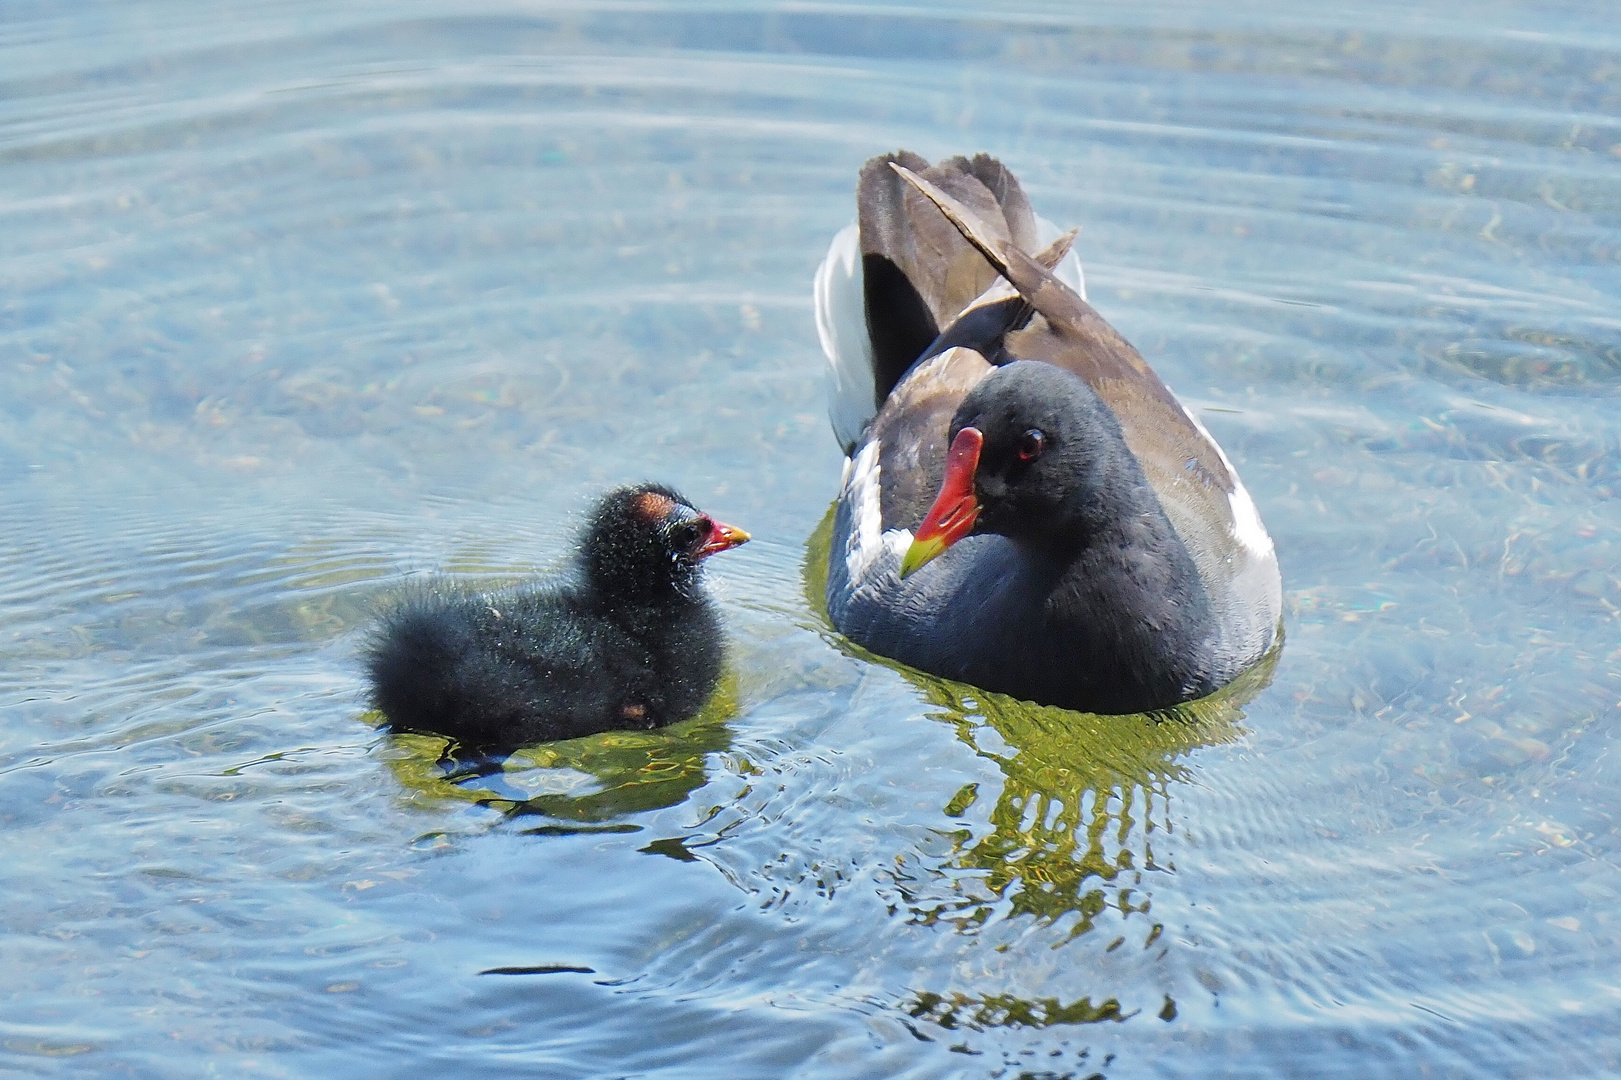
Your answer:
366;483;749;748
813;152;1282;714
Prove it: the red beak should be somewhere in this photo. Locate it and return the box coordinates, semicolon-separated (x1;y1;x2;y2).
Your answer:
694;518;750;559
900;427;982;578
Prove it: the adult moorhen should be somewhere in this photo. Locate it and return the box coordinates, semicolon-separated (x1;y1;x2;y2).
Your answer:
366;483;749;748
814;152;1281;714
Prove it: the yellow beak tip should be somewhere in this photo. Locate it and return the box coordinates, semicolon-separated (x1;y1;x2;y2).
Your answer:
899;538;942;579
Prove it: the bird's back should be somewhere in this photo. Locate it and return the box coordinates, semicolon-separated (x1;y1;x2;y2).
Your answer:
367;586;662;746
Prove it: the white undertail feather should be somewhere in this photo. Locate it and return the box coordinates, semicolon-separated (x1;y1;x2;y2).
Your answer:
814;223;875;454
815;215;1086;454
1034;215;1087;301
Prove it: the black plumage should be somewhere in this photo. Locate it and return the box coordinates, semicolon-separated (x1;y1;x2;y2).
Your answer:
366;483;749;749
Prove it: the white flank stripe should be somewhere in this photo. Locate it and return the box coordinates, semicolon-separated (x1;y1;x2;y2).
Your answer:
1178;402;1275;559
1226;482;1274;559
842;440;913;583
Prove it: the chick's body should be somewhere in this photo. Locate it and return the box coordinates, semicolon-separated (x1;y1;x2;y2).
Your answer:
366;484;746;749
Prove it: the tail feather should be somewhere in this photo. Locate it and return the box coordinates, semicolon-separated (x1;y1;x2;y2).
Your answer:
855;151;941;412
816;151;1088;454
857;152;1042;403
953;153;1040;255
366;593;531;743
886;161;1018;283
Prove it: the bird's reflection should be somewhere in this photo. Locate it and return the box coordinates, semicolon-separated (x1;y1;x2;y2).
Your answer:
891;653;1275;937
371;677;736;830
881;648;1276;1033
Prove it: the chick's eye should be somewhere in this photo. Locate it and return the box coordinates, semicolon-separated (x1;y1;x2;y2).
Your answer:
672;516;712;550
1018;429;1047;461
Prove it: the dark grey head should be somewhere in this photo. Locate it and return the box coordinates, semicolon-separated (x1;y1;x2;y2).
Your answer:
581;483;750;599
950;361;1140;546
902;361;1148;576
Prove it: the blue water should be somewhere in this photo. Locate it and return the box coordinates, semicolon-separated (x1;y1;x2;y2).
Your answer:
3;2;1619;1077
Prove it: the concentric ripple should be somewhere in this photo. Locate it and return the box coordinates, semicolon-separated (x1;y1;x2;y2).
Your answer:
1;2;1618;1077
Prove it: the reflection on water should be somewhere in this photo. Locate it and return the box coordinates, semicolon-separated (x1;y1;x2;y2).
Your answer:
890;661;1273;1034
375;678;736;825
5;0;1621;1076
806;504;1267;930
899;659;1269;936
908;987;1133;1030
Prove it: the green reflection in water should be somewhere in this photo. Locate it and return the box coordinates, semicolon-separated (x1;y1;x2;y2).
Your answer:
908;988;1126;1030
896;657;1274;937
371;677;736;826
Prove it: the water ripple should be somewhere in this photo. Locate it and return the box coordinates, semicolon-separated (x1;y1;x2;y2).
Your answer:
2;2;1619;1077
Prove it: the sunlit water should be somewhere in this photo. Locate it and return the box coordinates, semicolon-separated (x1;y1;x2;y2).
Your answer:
3;2;1619;1077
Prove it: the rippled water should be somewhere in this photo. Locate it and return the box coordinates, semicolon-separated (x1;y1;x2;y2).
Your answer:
3;2;1619;1076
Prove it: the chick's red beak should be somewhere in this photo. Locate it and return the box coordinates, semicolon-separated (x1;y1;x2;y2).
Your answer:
694;517;750;559
900;427;983;578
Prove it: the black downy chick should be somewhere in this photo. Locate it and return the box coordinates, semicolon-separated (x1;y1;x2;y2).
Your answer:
365;483;750;749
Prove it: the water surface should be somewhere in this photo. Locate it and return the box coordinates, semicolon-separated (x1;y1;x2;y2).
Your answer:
2;2;1620;1077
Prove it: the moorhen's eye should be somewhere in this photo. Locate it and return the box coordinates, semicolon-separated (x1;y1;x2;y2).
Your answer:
1017;429;1047;462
